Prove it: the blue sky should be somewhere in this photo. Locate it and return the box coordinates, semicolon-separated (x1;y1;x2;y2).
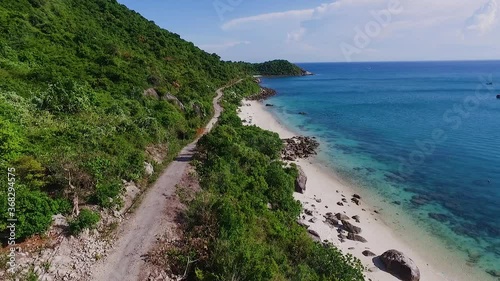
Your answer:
118;0;500;63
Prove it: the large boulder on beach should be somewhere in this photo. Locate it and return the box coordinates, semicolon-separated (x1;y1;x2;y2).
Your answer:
295;165;307;193
380;250;420;281
341;220;362;234
335;213;350;220
347;233;367;243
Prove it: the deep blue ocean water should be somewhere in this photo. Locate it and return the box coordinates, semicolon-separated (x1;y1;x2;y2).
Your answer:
262;61;500;277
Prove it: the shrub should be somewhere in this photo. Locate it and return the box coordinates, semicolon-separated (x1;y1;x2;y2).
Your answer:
34;80;95;114
68;209;100;235
0;185;57;239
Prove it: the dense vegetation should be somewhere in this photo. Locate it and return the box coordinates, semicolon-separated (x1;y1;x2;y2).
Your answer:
163;79;364;280
0;0;248;241
237;60;308;76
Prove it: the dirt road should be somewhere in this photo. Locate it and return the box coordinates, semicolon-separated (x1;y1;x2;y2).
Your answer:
90;81;239;281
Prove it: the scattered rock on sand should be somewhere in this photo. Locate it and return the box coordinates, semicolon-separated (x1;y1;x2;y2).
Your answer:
362;250;376;257
352;215;360;223
304;209;313;216
351;197;360;205
342;220;362;234
335;213;350;220
347;233;367;243
379;249;420;281
308;217;318;223
295;165;307;194
282;136;319;161
308;229;321;242
337;202;344;206
353;194;361;199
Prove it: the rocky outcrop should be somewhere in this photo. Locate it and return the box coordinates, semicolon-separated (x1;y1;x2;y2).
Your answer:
335;213;350;220
307;229;321;242
144;162;154;176
282;136;319;161
341;220;362;234
324;213;339;227
295;165;307;193
248;87;277;100
162;93;185;110
362;250;376;257
380;249;420;281
347;233;367;243
143;88;159;99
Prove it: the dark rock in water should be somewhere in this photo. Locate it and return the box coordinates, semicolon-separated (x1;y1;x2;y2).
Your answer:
392;201;401;205
347;233;367;243
298;111;307;115
379;249;420;281
452;225;478;238
265;103;274;107
466;251;481;264
410;195;431;206
497;94;500;99
486;269;500;277
428;213;450;223
362;250;376;257
342;220;362;234
365;168;376;173
295;165;307;194
335;213;350;220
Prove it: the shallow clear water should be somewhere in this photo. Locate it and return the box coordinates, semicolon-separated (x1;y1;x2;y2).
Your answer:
263;61;500;278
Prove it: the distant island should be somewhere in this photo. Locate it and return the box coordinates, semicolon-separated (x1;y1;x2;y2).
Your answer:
237;59;313;77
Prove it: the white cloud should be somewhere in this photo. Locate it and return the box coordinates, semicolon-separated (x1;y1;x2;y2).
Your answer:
287;27;307;42
221;9;314;30
463;0;498;35
199;40;250;52
214;0;500;62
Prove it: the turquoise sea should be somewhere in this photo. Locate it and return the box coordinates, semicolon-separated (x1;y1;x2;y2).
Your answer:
262;61;500;279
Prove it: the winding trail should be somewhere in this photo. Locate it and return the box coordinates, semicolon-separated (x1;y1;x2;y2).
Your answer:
90;80;240;281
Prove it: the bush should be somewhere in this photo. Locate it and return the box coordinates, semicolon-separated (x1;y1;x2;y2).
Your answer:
0;185;57;239
68;209;100;235
34;80;96;114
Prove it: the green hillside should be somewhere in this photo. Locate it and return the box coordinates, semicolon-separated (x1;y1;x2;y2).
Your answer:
0;0;246;239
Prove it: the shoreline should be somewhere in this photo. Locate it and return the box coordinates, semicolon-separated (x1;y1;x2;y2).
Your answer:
238;100;492;281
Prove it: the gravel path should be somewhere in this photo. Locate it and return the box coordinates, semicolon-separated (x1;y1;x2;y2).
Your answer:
90;81;239;281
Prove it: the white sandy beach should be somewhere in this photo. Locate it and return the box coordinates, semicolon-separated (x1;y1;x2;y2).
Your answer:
238;100;491;281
